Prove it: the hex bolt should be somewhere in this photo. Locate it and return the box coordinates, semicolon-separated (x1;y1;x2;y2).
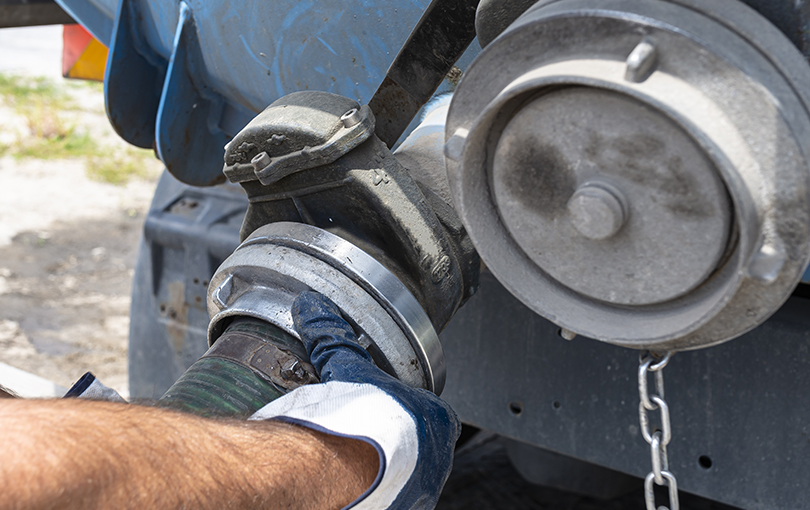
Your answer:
567;182;629;241
280;358;302;381
340;108;362;128
251;151;272;172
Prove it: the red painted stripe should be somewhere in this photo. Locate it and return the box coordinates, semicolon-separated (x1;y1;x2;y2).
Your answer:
62;24;94;77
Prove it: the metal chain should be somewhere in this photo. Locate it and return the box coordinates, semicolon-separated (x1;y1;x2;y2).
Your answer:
638;351;679;510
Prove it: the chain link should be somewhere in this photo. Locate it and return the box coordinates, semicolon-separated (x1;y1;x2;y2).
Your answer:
638;351;679;510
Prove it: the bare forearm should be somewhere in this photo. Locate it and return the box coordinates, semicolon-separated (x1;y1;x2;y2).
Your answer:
0;399;378;510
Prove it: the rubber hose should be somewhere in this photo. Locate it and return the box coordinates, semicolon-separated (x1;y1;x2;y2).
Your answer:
155;318;313;418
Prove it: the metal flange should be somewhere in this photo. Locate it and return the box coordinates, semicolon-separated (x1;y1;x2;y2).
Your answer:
207;222;445;394
446;0;810;350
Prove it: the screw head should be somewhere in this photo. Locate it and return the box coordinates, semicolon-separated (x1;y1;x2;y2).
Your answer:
280;359;303;381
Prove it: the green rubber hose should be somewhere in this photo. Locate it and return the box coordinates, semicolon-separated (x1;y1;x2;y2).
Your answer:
156;318;317;418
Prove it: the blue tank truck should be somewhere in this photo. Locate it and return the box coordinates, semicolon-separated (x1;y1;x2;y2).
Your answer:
19;0;810;508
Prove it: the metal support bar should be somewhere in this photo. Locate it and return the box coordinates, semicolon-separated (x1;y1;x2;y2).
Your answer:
368;0;479;147
0;0;74;28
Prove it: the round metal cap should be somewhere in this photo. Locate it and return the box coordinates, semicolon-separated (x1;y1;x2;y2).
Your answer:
492;88;732;305
445;0;810;350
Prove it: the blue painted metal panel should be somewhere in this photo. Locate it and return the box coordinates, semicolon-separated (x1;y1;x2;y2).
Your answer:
56;0;475;185
183;0;430;113
155;2;232;186
55;0;116;45
803;262;810;283
104;0;167;149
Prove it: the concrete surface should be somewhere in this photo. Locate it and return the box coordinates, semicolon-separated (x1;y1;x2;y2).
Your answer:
0;25;64;78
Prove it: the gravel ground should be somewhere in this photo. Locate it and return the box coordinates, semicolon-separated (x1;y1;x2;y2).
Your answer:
0;168;154;397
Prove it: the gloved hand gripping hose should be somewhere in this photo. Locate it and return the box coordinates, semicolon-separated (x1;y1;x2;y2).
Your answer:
253;291;461;510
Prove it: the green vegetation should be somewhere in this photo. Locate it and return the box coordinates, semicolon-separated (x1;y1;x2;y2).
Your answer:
14;129;98;160
0;73;92;158
87;150;159;185
69;79;104;92
0;73;74;111
0;73;159;185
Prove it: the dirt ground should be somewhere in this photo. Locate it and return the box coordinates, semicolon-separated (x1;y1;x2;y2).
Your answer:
0;29;162;397
0;164;156;397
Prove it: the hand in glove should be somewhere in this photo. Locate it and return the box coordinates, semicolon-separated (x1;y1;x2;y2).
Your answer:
251;291;460;509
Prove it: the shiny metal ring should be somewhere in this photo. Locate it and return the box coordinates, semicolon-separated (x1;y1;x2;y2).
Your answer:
242;222;445;394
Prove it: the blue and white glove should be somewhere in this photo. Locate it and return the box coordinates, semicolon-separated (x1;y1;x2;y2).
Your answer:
250;291;460;509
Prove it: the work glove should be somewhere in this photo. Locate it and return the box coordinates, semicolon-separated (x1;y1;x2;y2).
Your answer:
250;291;460;510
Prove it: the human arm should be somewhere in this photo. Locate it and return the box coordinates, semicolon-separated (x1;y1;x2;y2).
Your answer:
0;398;378;510
0;291;459;510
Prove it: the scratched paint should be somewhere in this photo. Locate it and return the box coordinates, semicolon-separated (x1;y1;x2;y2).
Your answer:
165;280;190;354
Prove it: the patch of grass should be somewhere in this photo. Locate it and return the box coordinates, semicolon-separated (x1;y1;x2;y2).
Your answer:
0;73;160;185
86;149;159;185
0;74;86;142
14;128;99;160
0;73;99;160
68;79;104;92
0;74;74;111
23;102;76;141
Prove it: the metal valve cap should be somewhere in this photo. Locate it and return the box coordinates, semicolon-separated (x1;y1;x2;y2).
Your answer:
445;0;810;350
